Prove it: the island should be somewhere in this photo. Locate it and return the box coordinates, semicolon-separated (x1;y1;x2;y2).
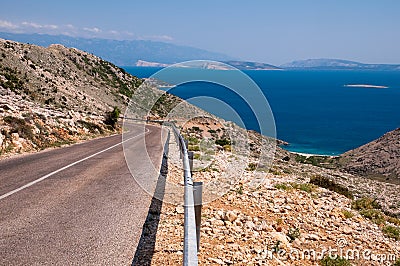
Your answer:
344;84;389;89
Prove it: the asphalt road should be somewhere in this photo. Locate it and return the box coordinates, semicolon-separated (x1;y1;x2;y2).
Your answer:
0;122;165;265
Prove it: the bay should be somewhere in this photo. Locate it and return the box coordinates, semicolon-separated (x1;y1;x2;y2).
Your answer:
124;66;400;155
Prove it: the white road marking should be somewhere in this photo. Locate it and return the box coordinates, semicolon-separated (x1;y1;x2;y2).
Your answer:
0;128;149;201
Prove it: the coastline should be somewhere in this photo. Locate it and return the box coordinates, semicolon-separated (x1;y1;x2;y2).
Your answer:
288;151;340;158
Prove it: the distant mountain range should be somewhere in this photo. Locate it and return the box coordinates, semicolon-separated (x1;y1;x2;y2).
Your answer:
135;60;281;70
0;32;234;66
1;32;399;70
281;58;400;70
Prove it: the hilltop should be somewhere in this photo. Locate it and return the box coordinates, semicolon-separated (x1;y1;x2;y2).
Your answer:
339;128;400;182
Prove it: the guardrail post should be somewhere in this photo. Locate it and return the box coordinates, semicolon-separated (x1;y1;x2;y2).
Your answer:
193;182;203;252
188;151;194;174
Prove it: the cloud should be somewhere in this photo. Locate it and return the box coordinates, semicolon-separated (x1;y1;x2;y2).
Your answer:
0;20;19;29
0;20;174;43
109;30;119;35
21;21;59;29
83;27;101;33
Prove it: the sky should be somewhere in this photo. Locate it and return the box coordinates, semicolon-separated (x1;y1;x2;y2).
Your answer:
0;0;399;65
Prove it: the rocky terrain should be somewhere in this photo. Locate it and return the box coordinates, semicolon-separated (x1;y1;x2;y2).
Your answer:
339;128;400;182
0;38;143;156
137;119;400;266
0;86;117;156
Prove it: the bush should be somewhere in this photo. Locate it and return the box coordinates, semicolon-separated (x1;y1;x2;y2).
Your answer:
382;225;400;241
359;209;386;225
274;183;291;190
341;210;354;219
310;175;353;199
387;216;400;226
187;137;199;145
77;120;104;134
320;256;351;266
215;138;231;146
352;197;380;210
291;182;316;193
3;116;34;140
246;162;257;171
393;259;400;266
287;227;300;242
188;145;200;151
104;106;120;129
223;144;231;152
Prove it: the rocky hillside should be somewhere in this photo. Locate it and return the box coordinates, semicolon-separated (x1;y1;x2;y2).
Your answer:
0;38;142;114
0;38;143;156
339;128;400;182
143;122;400;265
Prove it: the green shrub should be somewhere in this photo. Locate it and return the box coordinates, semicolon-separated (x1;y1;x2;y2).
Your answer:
208;129;216;134
215;138;231;146
246;162;257;171
188;145;200;151
382;225;400;241
236;185;243;195
269;168;282;175
287;227;300;242
104;106;120;129
187;137;199;145
352;197;380;210
274;183;291;191
393;259;400;266
291;182;316;193
359;209;386;225
310;175;353;199
320;256;351;266
341;210;354;219
387;216;400;226
223;144;231;152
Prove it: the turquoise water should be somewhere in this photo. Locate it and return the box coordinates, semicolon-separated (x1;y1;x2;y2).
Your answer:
124;67;400;155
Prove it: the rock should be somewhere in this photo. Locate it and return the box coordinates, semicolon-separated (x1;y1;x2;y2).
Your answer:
226;236;235;243
225;211;238;222
342;225;353;235
11;132;19;142
305;233;320;241
245;221;255;229
211;219;225;226
209;258;224;264
270;232;290;246
175;206;184;214
212;228;221;234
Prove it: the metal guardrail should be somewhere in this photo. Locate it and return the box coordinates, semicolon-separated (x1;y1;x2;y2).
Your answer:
125;118;202;265
169;123;202;266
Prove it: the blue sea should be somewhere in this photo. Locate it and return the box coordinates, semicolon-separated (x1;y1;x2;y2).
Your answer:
124;67;400;156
